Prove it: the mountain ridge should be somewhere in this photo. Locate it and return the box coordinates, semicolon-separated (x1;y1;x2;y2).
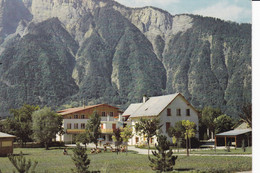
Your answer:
0;0;251;117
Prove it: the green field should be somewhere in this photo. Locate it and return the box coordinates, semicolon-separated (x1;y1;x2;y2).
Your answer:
0;148;252;173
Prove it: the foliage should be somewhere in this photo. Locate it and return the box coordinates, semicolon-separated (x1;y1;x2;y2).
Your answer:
214;114;234;134
1;105;39;146
201;107;222;137
167;121;185;152
85;111;101;149
149;135;178;172
76;133;91;149
32;107;62;150
239;103;252;128
8;151;38;173
71;143;91;173
182;120;197;156
135;118;162;156
120;125;133;143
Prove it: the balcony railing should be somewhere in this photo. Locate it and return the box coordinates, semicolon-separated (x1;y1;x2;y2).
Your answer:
66;129;85;134
66;129;114;134
101;129;114;134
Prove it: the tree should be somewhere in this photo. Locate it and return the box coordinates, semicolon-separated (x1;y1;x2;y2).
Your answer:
214;114;234;134
120;125;133;154
167;121;185;152
8;151;38;173
239;103;252;128
32;107;62;150
149;135;178;172
112;128;123;155
71;143;91;173
85;111;101;149
76;133;91;149
182;120;197;156
2;105;39;147
201;106;222;139
135;118;162;157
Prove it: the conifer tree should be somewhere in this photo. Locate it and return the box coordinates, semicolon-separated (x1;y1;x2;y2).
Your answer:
149;135;178;172
8;151;38;173
71;143;91;173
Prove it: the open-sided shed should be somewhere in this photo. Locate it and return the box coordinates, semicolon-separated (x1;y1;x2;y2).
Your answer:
215;129;252;147
0;132;16;156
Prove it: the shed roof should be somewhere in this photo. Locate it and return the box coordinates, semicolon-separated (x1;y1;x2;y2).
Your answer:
216;129;252;137
0;132;16;138
130;93;179;118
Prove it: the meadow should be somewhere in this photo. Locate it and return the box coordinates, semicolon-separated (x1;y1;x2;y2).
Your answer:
0;147;252;173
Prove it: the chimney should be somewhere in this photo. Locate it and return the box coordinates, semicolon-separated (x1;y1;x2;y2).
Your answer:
143;95;147;103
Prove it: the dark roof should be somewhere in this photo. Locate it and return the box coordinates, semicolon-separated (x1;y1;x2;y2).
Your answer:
216;129;251;136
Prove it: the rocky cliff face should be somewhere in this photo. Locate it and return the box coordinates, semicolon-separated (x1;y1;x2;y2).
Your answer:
0;0;251;117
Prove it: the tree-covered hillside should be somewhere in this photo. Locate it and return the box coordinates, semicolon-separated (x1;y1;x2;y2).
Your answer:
0;0;251;117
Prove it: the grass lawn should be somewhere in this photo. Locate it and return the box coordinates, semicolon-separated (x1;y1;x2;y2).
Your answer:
0;147;252;173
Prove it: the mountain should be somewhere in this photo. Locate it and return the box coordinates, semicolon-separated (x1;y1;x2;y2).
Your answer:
0;0;251;117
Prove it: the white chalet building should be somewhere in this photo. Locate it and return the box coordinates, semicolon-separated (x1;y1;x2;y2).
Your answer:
122;93;199;145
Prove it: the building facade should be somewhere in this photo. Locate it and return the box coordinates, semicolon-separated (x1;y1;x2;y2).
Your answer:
0;132;16;156
57;104;126;144
123;93;199;146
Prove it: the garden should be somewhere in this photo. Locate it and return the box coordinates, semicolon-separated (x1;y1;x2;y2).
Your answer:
0;147;252;173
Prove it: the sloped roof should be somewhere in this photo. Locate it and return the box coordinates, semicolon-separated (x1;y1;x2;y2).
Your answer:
58;104;119;116
0;132;16;138
216;129;252;136
130;93;180;118
122;103;143;117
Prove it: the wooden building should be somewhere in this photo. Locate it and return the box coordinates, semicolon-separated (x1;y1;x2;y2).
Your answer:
215;123;252;148
0;132;16;156
57;104;127;144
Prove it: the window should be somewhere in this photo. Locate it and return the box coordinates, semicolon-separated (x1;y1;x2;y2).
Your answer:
74;123;78;129
109;112;114;117
186;109;190;116
1;141;12;147
167;108;171;116
81;115;85;119
74;115;78;119
176;109;181;116
136;137;139;143
81;123;85;129
102;112;106;117
67;123;72;129
69;116;72;119
166;122;171;133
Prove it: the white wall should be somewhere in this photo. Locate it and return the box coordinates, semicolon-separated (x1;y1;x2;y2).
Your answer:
159;95;199;139
129;95;199;145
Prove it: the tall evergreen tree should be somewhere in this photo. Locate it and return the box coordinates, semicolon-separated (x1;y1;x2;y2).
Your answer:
85;111;101;149
71;143;91;173
149;135;178;172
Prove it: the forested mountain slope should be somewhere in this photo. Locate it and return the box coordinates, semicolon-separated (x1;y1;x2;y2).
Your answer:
0;0;251;117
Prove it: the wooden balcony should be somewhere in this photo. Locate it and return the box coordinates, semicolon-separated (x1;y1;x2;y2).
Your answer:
66;129;114;134
101;129;114;134
66;129;85;134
